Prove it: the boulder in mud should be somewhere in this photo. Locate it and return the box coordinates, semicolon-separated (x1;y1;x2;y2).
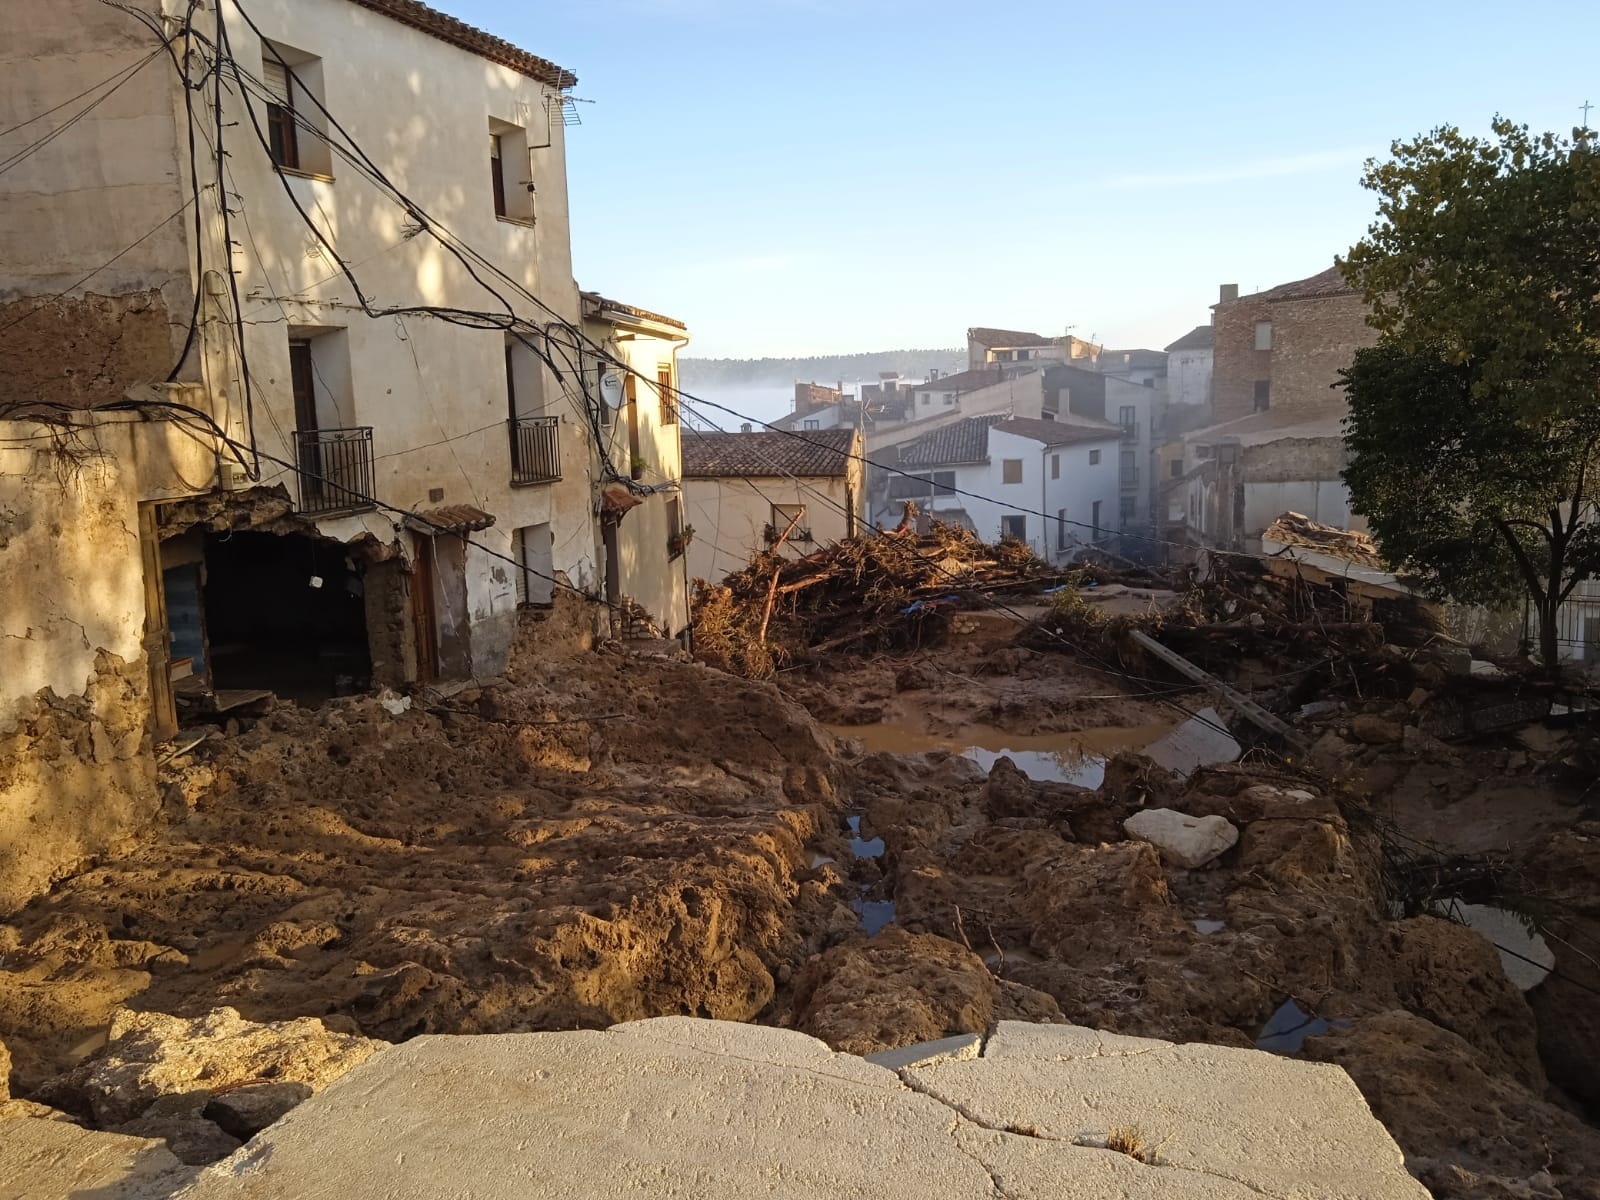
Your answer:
1123;808;1238;869
1350;714;1405;745
37;1006;381;1127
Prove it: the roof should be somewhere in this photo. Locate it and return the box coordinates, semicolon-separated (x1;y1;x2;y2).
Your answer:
1164;325;1215;353
348;0;575;87
910;367;1006;393
681;429;855;478
897;416;1008;467
967;327;1053;349
580;291;687;332
405;504;495;534
1220;265;1355;306
1096;349;1168;371
1262;511;1384;570
991;417;1120;448
1182;408;1347;447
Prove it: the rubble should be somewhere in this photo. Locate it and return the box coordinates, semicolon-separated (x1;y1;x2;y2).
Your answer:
1122;808;1239;868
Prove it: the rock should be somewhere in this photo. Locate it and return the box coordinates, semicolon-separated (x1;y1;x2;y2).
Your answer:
37;1006;380;1127
1122;808;1238;869
0;1097;80;1122
202;1080;312;1139
113;1106;242;1165
0;1117;197;1198
0;1032;9;1101
1350;714;1405;745
172;1017;1428;1200
1406;687;1431;709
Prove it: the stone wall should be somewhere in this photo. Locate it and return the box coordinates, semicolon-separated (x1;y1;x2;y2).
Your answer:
1272;293;1377;415
1211;293;1273;424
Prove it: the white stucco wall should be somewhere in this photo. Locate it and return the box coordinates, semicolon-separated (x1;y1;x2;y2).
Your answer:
1169;347;1213;409
684;474;856;585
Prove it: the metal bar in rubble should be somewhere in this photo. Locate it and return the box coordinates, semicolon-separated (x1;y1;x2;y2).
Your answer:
1128;629;1311;754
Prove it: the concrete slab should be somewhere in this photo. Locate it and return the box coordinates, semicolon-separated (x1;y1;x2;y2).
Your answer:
0;1117;198;1199
172;1019;1428;1200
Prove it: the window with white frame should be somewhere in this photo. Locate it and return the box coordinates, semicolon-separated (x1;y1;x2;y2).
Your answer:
489;118;534;222
261;42;331;176
1255;321;1273;351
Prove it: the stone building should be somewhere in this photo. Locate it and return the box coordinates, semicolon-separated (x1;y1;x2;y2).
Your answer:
0;0;664;909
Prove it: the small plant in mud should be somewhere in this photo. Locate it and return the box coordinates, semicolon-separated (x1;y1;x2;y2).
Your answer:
1104;1124;1163;1165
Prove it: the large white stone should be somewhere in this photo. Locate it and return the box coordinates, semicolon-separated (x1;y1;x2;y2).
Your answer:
1123;808;1239;868
0;1117;197;1199
171;1017;1427;1200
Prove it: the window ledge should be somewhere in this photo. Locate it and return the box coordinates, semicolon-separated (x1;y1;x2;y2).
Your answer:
276;165;336;184
497;215;537;229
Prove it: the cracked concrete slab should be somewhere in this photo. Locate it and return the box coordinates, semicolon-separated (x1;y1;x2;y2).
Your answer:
0;1117;198;1199
168;1018;1427;1200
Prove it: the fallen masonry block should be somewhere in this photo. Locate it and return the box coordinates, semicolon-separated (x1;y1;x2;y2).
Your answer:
168;1017;1427;1199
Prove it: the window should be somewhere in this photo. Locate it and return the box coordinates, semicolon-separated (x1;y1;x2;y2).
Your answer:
490;133;507;217
1056;508;1069;550
1091;500;1102;538
1118;405;1137;430
1255;321;1273;351
1253;380;1271;412
1001;459;1023;485
1170;458;1183;479
769;504;812;544
1143;378;1155;388
666;497;685;560
1001;514;1026;541
803;419;819;430
942;393;956;406
1194;444;1214;460
1088;449;1101;465
932;470;955;496
1050;454;1060;480
261;43;331;176
658;364;677;425
1120;496;1137;527
488;119;534;222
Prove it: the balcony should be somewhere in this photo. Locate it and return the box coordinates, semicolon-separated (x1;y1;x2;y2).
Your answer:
1119;421;1140;443
510;415;560;485
1119;467;1141;491
295;426;375;515
764;523;815;545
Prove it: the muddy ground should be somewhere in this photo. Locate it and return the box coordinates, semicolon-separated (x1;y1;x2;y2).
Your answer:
3;598;1600;1197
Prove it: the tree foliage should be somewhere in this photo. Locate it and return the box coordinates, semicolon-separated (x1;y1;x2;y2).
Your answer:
1337;121;1600;666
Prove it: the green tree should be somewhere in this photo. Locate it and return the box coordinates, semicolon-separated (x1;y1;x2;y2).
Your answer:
1338;120;1600;668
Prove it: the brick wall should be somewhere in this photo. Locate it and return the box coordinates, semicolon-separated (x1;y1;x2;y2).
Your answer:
1211;294;1273;423
1271;293;1376;416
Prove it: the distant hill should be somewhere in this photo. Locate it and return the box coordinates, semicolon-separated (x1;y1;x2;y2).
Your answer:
679;349;966;391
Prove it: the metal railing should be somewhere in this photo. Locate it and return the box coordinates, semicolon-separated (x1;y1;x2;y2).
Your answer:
1119;421;1140;442
295;426;375;515
510;415;560;484
1119;467;1141;490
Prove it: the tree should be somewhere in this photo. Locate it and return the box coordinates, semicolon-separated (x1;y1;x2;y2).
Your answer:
1338;120;1600;668
1341;345;1600;668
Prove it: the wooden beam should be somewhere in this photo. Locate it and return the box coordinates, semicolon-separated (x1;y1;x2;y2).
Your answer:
1128;629;1310;753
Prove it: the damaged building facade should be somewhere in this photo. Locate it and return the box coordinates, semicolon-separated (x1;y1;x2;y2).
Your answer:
0;0;668;908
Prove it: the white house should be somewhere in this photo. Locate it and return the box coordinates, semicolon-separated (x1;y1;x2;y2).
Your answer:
884;416;1120;562
1042;363;1164;543
1165;325;1215;409
681;429;864;584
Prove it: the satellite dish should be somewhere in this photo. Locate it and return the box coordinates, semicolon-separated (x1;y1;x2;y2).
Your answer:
600;372;625;409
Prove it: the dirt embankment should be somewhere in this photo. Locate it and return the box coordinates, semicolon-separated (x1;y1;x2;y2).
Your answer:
0;624;857;1097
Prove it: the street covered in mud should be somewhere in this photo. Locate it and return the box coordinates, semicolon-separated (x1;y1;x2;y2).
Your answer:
4;526;1600;1198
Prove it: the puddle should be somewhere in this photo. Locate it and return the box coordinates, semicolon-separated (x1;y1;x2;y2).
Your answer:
1193;919;1227;935
846;815;884;859
828;719;1174;786
1435;900;1554;990
853;899;896;936
1255;999;1348;1054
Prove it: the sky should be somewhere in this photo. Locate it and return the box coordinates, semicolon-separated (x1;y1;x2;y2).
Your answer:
451;0;1599;359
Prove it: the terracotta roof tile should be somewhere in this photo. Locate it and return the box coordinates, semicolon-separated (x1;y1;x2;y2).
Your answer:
1252;265;1354;303
897;416;1008;467
911;367;1007;392
681;429;856;478
347;0;576;88
967;326;1053;348
992;417;1120;447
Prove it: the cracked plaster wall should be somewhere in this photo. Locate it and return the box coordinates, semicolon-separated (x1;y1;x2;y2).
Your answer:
0;418;219;913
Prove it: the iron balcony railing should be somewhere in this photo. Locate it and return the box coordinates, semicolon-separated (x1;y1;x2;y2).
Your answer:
295;426;375;515
510;415;560;484
1120;467;1141;490
1119;421;1140;442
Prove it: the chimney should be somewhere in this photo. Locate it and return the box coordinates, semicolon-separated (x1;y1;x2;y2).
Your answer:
929;368;939;381
1219;283;1239;303
740;422;752;433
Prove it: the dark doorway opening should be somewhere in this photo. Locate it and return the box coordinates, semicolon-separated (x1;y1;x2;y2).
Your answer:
203;530;371;702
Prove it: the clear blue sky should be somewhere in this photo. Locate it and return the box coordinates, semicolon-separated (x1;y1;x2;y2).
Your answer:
451;0;1597;359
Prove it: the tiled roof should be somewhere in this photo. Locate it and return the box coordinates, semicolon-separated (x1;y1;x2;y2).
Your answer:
1096;348;1168;371
1256;265;1354;303
1164;325;1215;352
580;291;687;331
405;504;495;534
910;367;1006;393
681;429;855;478
967;326;1053;349
897;416;1008;467
349;0;576;87
991;418;1120;447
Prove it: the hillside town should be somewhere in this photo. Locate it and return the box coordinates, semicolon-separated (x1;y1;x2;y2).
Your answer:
2;1;1599;1198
